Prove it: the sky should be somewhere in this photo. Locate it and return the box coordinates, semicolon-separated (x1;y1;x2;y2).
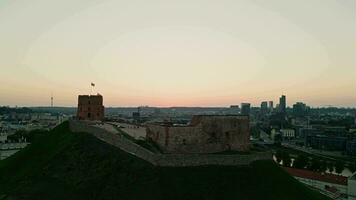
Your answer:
0;0;356;107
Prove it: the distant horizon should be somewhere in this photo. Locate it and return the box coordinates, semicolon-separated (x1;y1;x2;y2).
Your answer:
2;104;356;110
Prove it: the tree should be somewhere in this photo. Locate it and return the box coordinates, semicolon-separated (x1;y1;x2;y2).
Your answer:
319;160;327;173
275;150;283;164
308;158;321;172
335;160;345;174
293;154;309;169
327;162;334;173
282;152;292;167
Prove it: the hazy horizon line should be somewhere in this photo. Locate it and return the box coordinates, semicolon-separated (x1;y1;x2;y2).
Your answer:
2;105;356;109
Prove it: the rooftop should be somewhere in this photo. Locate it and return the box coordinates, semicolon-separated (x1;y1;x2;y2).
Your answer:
78;94;103;97
283;167;348;186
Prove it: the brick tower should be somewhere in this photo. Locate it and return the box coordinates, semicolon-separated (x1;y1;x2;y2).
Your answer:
77;94;104;121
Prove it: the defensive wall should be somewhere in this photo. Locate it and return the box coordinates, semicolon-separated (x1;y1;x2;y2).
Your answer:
69;120;272;167
146;115;250;154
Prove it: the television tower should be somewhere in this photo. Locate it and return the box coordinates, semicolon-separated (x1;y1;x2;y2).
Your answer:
51;94;53;107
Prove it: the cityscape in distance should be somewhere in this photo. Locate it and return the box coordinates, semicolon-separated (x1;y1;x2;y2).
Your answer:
1;1;356;200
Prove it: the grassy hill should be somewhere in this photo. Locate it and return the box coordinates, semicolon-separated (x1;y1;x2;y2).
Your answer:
0;122;330;200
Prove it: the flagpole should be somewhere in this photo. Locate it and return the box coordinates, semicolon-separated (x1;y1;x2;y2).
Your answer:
91;83;95;95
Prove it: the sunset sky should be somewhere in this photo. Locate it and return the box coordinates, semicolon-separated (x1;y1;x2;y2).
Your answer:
0;0;356;107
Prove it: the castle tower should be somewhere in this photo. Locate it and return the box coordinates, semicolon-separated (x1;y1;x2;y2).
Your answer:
77;94;105;121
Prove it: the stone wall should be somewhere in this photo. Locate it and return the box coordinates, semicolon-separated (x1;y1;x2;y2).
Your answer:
146;115;250;154
69;120;272;167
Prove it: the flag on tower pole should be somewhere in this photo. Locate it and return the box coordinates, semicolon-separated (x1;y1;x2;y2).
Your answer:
90;83;95;95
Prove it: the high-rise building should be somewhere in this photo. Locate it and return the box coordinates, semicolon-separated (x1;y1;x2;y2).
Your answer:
279;95;286;114
293;102;308;117
241;103;251;115
269;101;274;112
261;101;268;114
77;94;105;121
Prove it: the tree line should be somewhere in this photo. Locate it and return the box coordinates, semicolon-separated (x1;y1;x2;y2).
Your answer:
275;150;356;174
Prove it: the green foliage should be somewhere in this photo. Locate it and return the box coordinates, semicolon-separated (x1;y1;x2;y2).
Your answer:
274;150;292;167
335;160;345;174
327;162;334;173
0;106;33;114
293;154;309;169
319;160;327;173
308;158;322;172
0;122;331;200
275;150;283;164
282;152;292;167
7;129;47;142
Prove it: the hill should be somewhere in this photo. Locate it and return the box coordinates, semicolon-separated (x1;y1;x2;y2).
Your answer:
0;122;330;200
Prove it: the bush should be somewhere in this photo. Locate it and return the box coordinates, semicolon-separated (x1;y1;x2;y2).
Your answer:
293;154;309;169
335;161;345;174
327;162;334;173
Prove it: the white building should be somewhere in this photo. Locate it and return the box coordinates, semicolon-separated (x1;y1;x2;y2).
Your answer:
349;172;356;200
280;129;296;139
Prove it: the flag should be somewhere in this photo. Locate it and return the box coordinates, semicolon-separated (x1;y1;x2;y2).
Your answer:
91;83;95;87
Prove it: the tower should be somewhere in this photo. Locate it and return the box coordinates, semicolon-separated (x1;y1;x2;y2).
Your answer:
279;95;286;114
261;101;268;114
77;94;105;121
51;94;53;107
269;101;274;112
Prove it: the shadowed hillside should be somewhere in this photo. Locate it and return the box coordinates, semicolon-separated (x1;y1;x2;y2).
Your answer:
0;122;330;200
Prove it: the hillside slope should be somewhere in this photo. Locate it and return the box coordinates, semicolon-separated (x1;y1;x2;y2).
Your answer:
0;122;330;200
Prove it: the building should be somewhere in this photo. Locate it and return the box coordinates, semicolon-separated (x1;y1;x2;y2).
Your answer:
349;172;356;200
346;139;356;156
269;101;274;112
280;129;296;139
146;115;250;154
306;134;348;151
230;105;239;109
293;102;308;117
261;101;268;114
279;95;286;114
284;167;348;199
77;94;105;121
0;133;7;143
132;112;140;122
241;103;251;115
299;128;323;139
229;105;240;114
271;129;282;143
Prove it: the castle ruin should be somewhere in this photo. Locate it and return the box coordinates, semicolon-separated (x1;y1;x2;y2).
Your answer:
146;115;250;154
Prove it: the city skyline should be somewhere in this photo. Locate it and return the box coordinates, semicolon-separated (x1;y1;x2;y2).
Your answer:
1;0;356;107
